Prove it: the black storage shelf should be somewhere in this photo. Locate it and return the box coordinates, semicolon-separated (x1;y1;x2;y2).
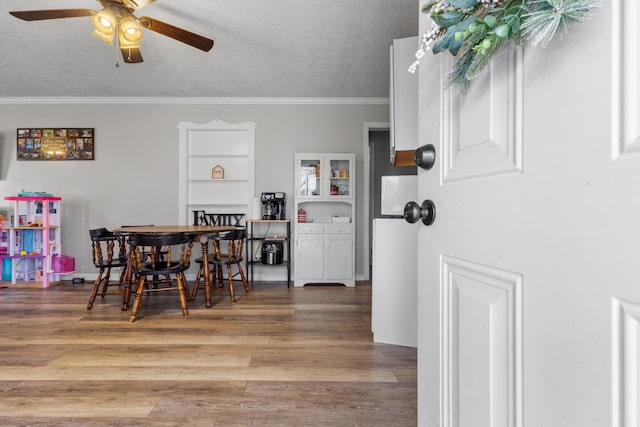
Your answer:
246;220;291;287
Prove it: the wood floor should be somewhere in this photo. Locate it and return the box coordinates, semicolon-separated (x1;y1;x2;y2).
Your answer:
0;280;417;426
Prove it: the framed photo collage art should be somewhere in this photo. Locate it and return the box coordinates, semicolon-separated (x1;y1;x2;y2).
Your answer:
16;128;94;161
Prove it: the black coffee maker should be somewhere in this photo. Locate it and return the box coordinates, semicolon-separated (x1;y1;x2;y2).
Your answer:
261;192;286;220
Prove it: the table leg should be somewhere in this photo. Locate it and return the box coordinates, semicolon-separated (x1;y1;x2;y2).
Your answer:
200;237;213;308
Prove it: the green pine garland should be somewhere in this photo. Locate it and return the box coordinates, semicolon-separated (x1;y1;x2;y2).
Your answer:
409;0;600;92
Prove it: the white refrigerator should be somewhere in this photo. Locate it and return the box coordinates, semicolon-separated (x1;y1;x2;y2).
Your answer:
371;175;418;347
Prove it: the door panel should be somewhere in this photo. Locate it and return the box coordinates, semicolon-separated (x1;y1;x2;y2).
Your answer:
442;257;522;427
612;298;640;427
614;0;640;157
325;235;353;280
296;236;323;280
442;48;523;183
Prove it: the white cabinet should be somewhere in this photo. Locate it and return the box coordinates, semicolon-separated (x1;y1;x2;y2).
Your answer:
178;120;256;225
371;218;417;347
295;224;354;286
390;36;418;165
0;195;71;288
294;153;355;287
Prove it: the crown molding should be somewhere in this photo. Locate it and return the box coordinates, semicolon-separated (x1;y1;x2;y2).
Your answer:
0;97;389;105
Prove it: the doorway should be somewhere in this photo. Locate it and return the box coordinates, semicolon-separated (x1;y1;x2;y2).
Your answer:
364;127;416;278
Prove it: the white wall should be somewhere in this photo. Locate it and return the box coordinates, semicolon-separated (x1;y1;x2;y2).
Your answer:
0;99;388;278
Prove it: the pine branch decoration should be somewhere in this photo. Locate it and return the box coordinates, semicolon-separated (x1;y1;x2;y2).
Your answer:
522;0;600;47
411;0;601;92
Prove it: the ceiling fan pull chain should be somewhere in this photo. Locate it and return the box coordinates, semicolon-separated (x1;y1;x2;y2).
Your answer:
114;29;120;68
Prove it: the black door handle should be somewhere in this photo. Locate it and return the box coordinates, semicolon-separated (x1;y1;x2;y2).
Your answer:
414;144;436;170
403;200;436;226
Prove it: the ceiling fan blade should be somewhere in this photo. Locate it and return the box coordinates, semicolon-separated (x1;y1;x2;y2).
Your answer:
123;0;156;11
121;46;144;64
139;16;214;52
9;9;95;21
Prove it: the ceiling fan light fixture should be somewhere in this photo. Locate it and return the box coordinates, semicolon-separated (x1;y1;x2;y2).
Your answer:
91;9;115;45
9;1;214;64
92;28;114;45
119;16;143;43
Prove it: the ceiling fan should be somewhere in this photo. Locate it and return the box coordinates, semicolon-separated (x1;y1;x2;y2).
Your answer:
9;0;214;64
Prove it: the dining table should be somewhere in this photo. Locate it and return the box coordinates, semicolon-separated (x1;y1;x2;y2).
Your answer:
115;225;237;309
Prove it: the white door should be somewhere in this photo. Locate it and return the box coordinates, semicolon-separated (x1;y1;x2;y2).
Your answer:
416;2;640;426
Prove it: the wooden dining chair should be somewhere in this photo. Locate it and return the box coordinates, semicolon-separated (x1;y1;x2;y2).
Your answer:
120;225;174;292
191;228;249;304
87;228;129;310
120;224;168;263
128;232;193;322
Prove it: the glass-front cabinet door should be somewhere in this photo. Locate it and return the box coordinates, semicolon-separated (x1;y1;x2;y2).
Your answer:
296;154;355;200
298;157;322;198
296;154;354;200
328;157;353;198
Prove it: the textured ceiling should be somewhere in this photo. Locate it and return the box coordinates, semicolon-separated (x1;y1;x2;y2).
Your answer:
0;0;418;98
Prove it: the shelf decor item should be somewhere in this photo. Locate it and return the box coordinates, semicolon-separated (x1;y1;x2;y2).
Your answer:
211;164;224;179
16;128;94;161
409;0;601;91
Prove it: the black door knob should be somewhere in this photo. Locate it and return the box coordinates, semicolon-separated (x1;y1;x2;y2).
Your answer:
414;144;436;170
403;200;436;226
